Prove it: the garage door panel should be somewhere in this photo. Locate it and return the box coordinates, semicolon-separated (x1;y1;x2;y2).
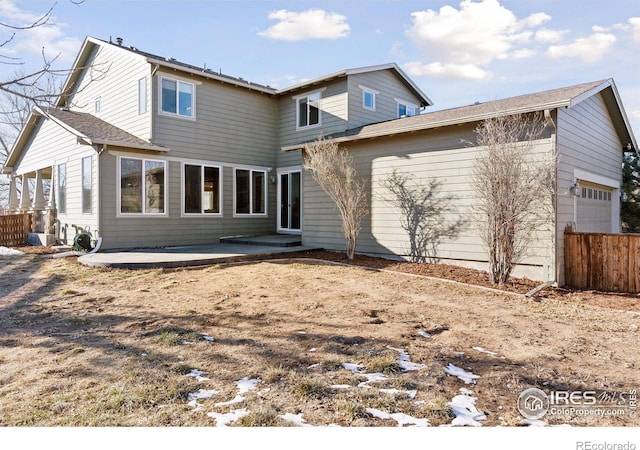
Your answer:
576;181;613;233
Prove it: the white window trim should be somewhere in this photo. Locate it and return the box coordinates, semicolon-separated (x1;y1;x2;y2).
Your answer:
395;98;418;118
57;162;67;215
181;162;223;217
233;167;268;217
359;85;378;111
158;75;196;120
117;155;169;218
293;88;325;131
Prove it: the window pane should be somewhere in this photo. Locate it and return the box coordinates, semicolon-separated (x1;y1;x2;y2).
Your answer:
291;172;301;229
145;161;165;213
178;82;193;117
121;158;142;213
252;171;265;214
162;79;177;114
58;164;66;214
308;93;320;126
236;169;250;214
407;105;416;117
138;78;147;114
364;91;374;109
204;166;220;213
184;164;201;214
82;156;92;214
398;104;407;117
298;97;308;127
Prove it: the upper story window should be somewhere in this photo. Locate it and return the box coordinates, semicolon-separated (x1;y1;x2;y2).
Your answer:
161;77;194;118
94;97;101;113
138;77;147;115
359;85;378;111
295;89;324;130
396;99;418;118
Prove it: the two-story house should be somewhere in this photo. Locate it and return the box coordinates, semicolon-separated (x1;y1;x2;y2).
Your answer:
3;36;637;285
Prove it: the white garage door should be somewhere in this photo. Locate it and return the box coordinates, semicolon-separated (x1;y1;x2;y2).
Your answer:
576;181;613;233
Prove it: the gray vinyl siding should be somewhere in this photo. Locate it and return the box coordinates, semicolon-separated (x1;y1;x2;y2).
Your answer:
14;117;98;244
555;92;623;285
98;150;277;250
302;124;555;281
152;69;277;165
278;78;348;149
68;44;151;141
347;70;425;128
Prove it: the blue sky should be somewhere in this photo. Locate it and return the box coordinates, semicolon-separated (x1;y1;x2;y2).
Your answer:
1;0;639;136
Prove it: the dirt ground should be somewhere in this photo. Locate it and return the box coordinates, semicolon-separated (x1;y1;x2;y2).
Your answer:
0;248;638;427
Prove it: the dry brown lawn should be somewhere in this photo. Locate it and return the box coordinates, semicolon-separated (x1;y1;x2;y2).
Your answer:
0;252;638;427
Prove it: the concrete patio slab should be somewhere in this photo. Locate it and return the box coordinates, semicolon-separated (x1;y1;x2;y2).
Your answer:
78;242;313;269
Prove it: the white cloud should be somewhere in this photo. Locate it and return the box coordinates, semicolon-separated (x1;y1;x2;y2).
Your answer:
546;32;616;63
403;0;566;80
404;61;492;81
258;9;350;41
535;28;568;43
630;17;640;43
0;0;80;62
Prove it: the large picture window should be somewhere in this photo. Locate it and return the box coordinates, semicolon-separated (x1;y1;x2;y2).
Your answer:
82;156;92;214
296;91;321;129
184;164;221;215
235;168;266;215
119;157;166;215
57;163;66;214
161;77;194;118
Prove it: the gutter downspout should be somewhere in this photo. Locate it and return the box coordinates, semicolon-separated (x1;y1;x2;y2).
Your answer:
526;109;558;298
95;144;105;251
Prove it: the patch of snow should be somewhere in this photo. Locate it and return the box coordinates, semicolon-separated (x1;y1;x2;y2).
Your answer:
307;363;320;369
453;351;465;357
181;340;194;345
186;369;210;382
0;246;23;256
309;348;317;352
459;387;475;396
214;377;259;407
331;384;352;390
387;346;426;372
236;377;259;394
279;412;312;427
200;334;214;342
444;363;480;384
207;408;248;427
418;330;431;338
342;362;364;373
187;389;220;411
379;388;417;399
472;346;498;357
366;408;430;427
522;419;547;427
445;391;487;427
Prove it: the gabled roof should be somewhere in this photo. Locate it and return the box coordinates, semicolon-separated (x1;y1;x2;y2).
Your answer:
283;79;637;151
275;63;433;107
2;107;166;173
60;37;432;105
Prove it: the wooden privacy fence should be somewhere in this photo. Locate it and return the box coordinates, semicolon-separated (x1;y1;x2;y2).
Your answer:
0;213;31;247
564;232;640;293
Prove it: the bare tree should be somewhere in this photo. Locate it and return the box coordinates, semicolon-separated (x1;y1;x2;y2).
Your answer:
383;169;464;263
472;113;557;284
303;136;368;260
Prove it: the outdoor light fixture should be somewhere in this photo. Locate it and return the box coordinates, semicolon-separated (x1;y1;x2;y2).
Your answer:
623;143;633;153
569;181;580;197
267;167;276;184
